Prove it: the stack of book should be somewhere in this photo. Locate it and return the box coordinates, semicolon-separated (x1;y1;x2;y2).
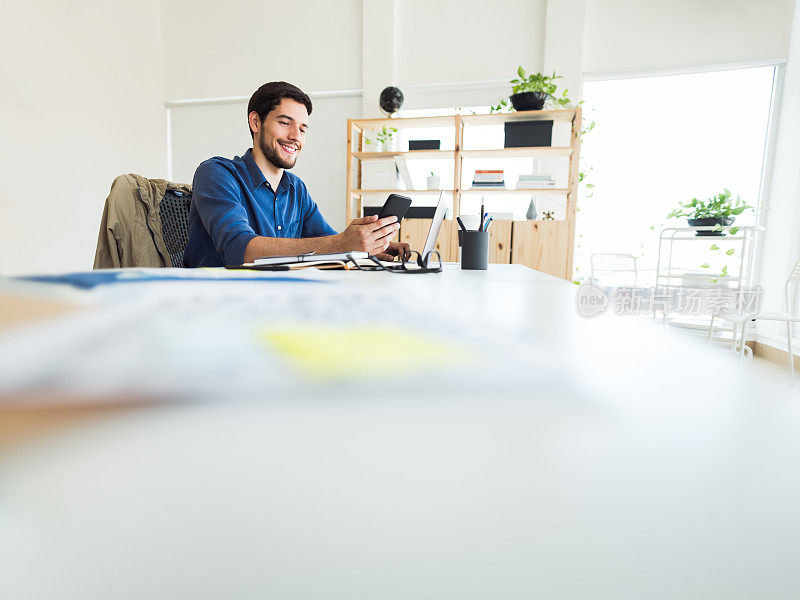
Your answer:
517;173;556;189
471;169;505;189
362;158;401;189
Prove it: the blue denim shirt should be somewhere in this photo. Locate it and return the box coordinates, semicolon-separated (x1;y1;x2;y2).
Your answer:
184;148;336;267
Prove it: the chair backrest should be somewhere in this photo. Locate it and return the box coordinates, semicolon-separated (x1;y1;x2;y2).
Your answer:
590;253;638;287
159;189;192;268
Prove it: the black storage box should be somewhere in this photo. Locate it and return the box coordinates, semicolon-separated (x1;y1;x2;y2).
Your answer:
504;120;553;148
408;139;440;151
364;205;436;219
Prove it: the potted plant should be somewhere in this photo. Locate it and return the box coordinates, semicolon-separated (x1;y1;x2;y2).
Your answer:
666;189;752;236
491;66;575;112
364;125;398;152
427;170;441;190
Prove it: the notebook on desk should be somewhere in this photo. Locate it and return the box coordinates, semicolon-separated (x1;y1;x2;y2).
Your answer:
228;252;375;271
253;251;369;266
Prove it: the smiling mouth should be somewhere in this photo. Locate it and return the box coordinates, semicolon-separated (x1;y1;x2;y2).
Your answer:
278;141;299;154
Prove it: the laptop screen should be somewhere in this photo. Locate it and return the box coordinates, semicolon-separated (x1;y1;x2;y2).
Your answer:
422;190;446;258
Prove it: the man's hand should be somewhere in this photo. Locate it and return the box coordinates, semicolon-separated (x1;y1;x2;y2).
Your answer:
374;241;411;262
339;215;400;255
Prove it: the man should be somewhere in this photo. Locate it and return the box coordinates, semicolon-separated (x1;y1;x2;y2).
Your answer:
184;81;409;267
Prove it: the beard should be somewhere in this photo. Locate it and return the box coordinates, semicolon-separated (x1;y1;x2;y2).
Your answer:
259;132;299;169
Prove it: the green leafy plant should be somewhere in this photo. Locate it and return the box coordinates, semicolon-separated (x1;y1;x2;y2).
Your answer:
364;125;398;147
511;67;559;94
490;66;580;113
666;189;752;220
665;190;751;280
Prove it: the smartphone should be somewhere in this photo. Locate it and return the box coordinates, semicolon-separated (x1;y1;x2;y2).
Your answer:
378;194;412;224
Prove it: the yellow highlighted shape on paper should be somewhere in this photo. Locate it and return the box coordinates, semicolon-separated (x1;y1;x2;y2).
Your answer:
259;325;468;380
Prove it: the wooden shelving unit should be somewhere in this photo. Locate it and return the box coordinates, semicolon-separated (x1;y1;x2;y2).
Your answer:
346;108;581;280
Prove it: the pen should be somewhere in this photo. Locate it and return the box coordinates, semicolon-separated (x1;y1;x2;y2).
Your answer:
483;217;493;232
479;200;485;231
456;216;468;232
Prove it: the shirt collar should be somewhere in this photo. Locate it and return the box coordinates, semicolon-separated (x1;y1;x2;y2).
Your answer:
243;148;295;192
243;148;267;189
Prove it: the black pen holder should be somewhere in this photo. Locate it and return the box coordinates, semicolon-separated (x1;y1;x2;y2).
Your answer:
458;230;489;270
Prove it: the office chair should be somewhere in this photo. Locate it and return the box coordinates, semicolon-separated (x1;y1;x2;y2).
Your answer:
95;174;193;269
159;189;192;268
708;259;800;385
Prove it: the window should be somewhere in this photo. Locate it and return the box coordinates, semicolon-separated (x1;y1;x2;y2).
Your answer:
576;66;776;286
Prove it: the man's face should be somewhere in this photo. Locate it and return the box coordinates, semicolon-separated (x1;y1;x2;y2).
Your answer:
254;98;308;170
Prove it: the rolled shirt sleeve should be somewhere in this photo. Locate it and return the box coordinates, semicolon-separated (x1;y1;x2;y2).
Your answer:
192;160;257;266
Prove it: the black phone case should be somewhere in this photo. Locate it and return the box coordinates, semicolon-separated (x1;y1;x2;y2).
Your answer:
378;194;412;223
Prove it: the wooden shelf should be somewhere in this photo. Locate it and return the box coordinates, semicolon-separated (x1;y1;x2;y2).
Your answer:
349;110;577;130
350;115;457;130
351;189;455;195
461;188;570;194
461;147;573;159
354;147;571;159
351;188;570;196
461;110;577;126
352;150;456;160
346;109;582;280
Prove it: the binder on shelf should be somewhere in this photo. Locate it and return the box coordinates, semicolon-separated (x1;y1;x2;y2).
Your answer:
408;139;440;150
504;120;553;148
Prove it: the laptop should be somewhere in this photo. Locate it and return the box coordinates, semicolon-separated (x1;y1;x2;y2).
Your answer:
420;190;447;258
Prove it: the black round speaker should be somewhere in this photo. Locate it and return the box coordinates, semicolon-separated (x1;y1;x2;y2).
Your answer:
379;87;404;115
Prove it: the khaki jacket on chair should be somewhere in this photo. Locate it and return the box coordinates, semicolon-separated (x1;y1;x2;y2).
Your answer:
93;174;192;269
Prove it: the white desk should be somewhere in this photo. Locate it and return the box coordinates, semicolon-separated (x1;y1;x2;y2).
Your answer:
1;265;799;599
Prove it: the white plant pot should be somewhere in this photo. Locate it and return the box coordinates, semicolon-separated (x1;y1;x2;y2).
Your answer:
427;175;441;190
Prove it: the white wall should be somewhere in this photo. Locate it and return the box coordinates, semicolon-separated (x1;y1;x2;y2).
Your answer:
362;0;550;113
583;0;795;75
160;0;362;100
756;0;800;348
0;0;168;274
396;0;546;86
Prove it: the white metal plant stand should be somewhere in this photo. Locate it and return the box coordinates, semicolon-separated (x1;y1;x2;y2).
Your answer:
653;225;764;331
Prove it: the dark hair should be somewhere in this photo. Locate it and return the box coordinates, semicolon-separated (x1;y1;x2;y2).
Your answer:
247;81;313;138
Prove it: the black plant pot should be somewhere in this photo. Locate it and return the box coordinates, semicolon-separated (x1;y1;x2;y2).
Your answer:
688;217;734;236
509;92;547;111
